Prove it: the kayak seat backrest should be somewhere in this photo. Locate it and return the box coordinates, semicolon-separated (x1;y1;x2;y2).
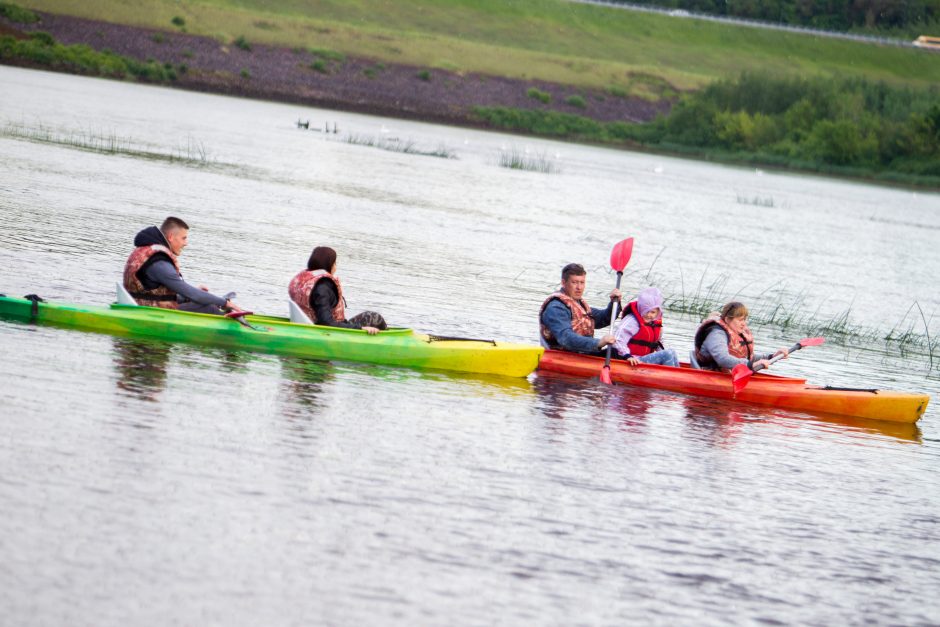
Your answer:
688;350;701;369
116;282;138;306
288;300;314;325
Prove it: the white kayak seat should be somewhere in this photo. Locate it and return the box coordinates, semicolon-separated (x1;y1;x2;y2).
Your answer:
116;282;138;306
288;300;314;325
689;350;701;369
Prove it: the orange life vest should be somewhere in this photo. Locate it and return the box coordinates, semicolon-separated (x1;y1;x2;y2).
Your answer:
693;314;754;370
288;270;346;324
621;300;663;357
539;291;595;347
122;244;181;309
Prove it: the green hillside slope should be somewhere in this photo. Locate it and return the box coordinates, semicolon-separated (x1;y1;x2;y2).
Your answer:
18;0;940;94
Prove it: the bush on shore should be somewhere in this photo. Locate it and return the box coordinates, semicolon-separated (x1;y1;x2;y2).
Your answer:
526;87;551;104
233;35;251;51
0;2;38;24
648;73;940;176
476;73;940;187
0;32;175;82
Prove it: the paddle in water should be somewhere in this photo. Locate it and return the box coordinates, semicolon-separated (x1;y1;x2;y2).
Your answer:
731;336;824;394
599;237;635;385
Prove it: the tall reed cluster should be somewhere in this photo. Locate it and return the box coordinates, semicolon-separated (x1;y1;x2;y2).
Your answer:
1;122;213;165
612;266;939;368
497;148;559;173
343;133;456;159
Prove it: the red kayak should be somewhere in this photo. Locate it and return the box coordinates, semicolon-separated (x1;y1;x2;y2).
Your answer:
537;350;928;424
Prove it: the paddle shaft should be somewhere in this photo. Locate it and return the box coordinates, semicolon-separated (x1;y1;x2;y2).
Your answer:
598;236;634;384
732;336;824;395
751;340;804;373
601;271;624;370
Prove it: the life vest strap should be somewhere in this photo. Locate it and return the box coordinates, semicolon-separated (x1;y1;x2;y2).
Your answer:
628;338;664;349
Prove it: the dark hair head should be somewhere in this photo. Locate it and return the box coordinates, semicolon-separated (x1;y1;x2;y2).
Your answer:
561;263;586;282
307;246;337;272
160;216;189;233
721;301;749;320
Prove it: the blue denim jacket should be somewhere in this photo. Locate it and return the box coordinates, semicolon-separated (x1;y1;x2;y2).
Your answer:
540;298;614;353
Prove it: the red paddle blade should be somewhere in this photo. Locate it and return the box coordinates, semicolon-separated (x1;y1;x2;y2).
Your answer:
224;310;254;319
609;238;634;273
600;366;613;385
731;363;752;395
799;337;825;347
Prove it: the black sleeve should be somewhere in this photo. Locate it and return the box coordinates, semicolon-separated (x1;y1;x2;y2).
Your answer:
310;281;357;329
145;260;227;307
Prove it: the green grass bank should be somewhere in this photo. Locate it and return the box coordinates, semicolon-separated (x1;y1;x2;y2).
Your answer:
15;0;940;93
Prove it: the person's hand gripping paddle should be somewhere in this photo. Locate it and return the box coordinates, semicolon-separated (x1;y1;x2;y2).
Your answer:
731;336;824;394
599;238;634;385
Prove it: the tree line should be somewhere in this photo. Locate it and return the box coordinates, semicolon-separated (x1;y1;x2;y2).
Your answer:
614;0;940;34
638;73;940;178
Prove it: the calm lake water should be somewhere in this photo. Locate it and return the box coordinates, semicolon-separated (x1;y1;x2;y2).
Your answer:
1;65;939;625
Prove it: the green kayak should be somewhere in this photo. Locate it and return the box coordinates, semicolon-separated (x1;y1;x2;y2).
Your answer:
0;294;543;377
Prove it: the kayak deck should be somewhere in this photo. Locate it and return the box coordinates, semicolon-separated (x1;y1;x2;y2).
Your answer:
537;350;928;423
0;295;543;378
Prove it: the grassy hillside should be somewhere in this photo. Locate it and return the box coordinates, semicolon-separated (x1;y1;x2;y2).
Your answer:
18;0;940;96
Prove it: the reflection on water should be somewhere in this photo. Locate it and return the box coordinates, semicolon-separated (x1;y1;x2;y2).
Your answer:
112;337;171;403
531;371;597;423
605;383;661;433
677;386;924;445
410;368;535;399
679;395;774;448
533;370;923;445
217;350;253;374
795;413;922;444
278;356;334;414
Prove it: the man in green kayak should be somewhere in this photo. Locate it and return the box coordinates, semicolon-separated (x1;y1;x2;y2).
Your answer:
539;263;621;355
123;217;243;314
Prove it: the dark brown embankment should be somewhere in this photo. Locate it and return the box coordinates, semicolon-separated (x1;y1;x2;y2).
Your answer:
0;11;671;128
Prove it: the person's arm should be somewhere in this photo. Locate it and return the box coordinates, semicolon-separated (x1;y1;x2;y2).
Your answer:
749;348;785;370
613;316;640;357
311;281;358;329
701;327;749;371
542;300;605;353
145;261;227;308
754;350;775;362
590;289;621;329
